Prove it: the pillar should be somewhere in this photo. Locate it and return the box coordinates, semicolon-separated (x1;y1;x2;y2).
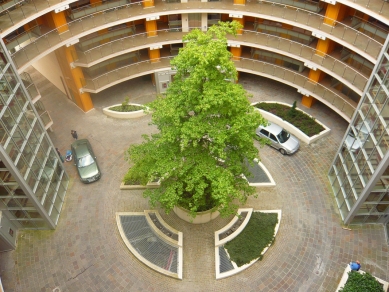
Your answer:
324;3;348;26
233;0;245;6
60;46;94;112
315;38;335;57
149;48;160;63
230;46;242;61
49;11;68;34
142;0;154;8
145;19;158;37
233;17;244;35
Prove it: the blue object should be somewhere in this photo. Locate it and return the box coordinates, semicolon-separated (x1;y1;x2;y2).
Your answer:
350;262;361;271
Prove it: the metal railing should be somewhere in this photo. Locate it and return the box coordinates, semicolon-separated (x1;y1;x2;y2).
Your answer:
71;28;368;93
81;56;356;119
8;0;384;70
0;0;68;33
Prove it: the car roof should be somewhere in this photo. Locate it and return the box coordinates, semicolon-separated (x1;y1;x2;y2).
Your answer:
259;122;283;134
71;139;92;157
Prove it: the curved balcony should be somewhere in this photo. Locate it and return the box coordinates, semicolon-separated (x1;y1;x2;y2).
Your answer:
1;0;388;39
7;0;384;72
0;0;75;37
80;56;356;121
71;28;368;95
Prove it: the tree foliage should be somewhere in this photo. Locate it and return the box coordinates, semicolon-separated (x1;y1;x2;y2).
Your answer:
124;22;266;217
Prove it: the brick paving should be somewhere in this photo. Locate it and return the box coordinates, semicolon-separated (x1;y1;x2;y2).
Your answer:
0;71;388;292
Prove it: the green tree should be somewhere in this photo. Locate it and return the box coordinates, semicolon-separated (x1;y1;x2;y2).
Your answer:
124;22;266;218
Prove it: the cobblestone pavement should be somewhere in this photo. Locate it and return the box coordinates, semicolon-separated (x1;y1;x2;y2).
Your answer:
0;71;388;292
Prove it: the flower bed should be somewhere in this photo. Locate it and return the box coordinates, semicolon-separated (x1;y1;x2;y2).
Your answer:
252;101;330;144
103;103;148;119
336;265;389;292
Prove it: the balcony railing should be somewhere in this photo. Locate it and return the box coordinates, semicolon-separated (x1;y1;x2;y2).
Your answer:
7;0;384;71
80;56;356;120
0;0;69;34
70;27;368;94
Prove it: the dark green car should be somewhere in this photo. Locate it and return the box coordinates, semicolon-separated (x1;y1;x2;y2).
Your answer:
71;139;101;183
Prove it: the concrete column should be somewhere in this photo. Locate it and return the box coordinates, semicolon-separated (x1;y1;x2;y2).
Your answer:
145;19;158;37
58;46;94;112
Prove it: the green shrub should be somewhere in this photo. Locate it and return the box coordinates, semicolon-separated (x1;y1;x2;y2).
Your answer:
110;104;145;112
224;212;278;267
254;102;324;137
339;271;384;292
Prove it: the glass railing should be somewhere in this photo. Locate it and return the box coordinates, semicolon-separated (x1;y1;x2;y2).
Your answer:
81;56;173;89
347;0;388;16
72;28;368;94
9;0;384;70
0;0;67;33
81;56;356;119
236;57;356;119
19;72;40;101
241;29;369;93
73;29;185;64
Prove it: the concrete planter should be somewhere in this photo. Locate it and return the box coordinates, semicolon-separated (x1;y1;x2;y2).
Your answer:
252;101;330;144
173;205;220;224
103;103;148;119
335;265;389;291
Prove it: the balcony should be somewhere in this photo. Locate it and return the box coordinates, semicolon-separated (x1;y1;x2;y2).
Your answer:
4;0;385;72
80;55;356;120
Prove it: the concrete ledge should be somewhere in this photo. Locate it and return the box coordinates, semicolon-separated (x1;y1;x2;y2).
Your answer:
173;205;220;224
245;159;276;187
335;265;389;292
215;209;282;279
252;101;330;144
103;103;148;119
120;181;159;190
215;208;253;247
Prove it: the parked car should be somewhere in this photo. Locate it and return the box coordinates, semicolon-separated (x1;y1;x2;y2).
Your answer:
71;139;101;183
256;122;300;155
344;123;369;153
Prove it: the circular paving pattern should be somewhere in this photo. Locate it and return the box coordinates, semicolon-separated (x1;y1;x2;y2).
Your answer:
0;71;388;292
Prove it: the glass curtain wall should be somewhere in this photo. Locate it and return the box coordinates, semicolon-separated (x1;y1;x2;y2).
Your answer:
329;37;389;225
0;41;69;229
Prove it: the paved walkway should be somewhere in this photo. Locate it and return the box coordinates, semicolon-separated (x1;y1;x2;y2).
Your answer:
0;71;388;292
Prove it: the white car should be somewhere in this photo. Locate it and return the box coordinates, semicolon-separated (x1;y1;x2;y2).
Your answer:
256;122;300;155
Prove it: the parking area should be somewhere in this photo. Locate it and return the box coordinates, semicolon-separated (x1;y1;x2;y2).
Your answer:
0;70;388;292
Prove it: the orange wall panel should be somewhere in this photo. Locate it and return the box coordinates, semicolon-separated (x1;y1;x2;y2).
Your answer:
142;0;154;8
145;20;158;37
148;48;160;63
50;11;69;34
230;47;242;61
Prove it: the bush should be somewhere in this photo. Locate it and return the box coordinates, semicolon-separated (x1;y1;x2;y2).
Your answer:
110;104;145;112
254;102;324;137
224;212;278;267
339;271;384;292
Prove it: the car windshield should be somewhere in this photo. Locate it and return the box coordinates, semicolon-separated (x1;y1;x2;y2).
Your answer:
77;155;95;168
277;129;290;143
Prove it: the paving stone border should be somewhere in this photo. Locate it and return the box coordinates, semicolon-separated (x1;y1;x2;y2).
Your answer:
214;208;282;279
252;101;331;144
103;103;148;119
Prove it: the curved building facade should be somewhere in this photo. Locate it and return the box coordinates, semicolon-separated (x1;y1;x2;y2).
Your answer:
0;0;388;238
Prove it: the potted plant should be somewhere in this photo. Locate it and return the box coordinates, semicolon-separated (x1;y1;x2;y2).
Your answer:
103;96;147;119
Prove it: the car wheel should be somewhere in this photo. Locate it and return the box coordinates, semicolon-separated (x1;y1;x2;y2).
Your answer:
279;148;286;155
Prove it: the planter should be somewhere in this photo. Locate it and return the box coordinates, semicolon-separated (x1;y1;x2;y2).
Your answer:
252;101;330;144
103;103;148;119
173;205;220;224
335;264;389;291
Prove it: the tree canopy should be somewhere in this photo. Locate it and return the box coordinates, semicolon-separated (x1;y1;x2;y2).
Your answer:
124;21;266;218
